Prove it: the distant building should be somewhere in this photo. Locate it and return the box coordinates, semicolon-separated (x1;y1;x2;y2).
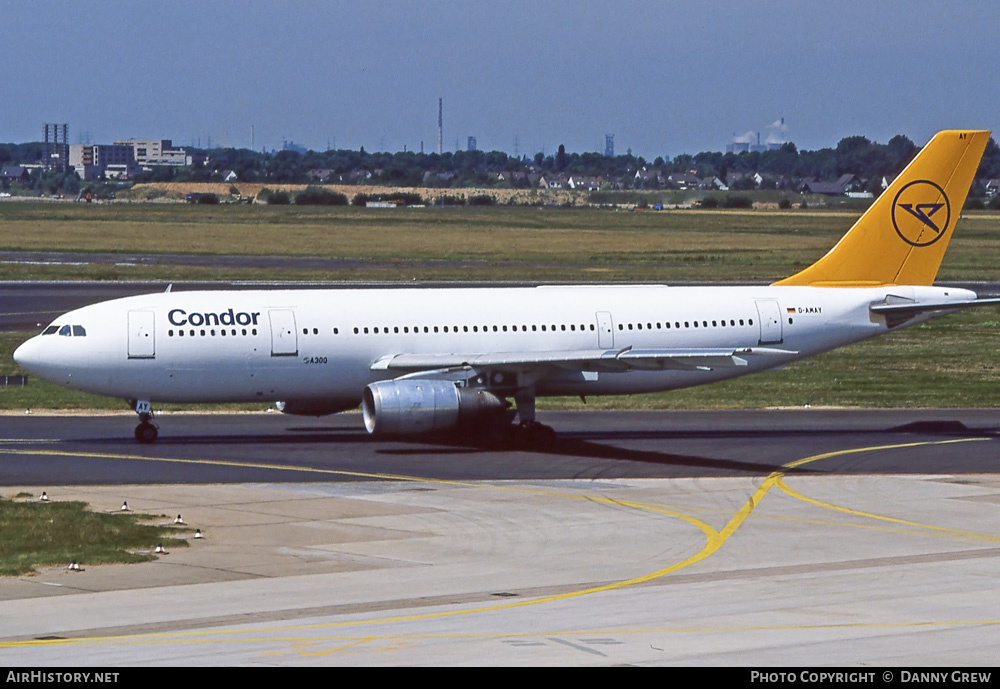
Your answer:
69;144;137;180
114;139;191;167
1;166;31;183
726;171;763;189
307;168;339;183
538;175;569;189
799;174;864;196
496;170;530;187
281;140;308;155
666;172;700;190
700;176;729;191
568;175;601;191
104;163;134;180
467;136;477;151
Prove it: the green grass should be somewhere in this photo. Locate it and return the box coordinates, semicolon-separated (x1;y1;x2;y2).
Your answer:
2;203;998;282
0;496;188;576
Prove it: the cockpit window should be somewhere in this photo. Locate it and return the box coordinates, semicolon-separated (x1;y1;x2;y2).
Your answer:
48;324;87;336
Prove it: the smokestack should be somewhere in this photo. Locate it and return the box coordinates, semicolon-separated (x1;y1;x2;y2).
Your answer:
437;98;443;155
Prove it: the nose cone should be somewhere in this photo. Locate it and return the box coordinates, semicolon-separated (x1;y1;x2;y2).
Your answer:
13;337;43;376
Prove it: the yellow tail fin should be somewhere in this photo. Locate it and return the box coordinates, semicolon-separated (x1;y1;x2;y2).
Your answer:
774;130;990;287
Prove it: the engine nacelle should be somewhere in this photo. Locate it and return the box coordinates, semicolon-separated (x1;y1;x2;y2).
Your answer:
362;379;507;435
276;399;357;417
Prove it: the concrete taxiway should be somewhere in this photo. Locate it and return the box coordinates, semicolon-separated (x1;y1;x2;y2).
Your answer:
0;410;998;665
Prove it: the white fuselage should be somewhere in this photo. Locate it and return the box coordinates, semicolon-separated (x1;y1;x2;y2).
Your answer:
13;283;972;409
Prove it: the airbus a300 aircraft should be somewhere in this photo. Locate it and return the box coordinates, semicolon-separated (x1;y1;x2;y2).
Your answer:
13;130;999;444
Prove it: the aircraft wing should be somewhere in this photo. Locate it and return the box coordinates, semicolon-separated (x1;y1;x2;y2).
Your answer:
371;346;798;373
870;297;1000;327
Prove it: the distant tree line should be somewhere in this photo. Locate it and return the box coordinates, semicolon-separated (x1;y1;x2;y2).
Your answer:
3;135;1000;194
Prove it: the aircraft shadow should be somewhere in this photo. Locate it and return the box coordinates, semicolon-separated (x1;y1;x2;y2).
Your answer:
70;426;795;477
62;419;996;480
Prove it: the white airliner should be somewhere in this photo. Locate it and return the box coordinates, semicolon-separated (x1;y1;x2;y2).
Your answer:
13;130;999;444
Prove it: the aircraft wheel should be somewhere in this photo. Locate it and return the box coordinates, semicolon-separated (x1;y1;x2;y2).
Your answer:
526;422;556;449
135;422;158;444
507;422;556;450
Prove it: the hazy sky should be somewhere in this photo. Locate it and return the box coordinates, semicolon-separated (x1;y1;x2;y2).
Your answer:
3;1;998;157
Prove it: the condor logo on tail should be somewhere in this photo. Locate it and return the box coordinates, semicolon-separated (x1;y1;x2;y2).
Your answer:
774;130;987;287
892;179;951;247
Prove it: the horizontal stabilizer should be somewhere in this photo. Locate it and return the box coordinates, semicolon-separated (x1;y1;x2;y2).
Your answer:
870;296;1000;327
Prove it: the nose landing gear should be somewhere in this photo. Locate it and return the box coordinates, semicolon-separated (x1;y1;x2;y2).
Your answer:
132;400;158;444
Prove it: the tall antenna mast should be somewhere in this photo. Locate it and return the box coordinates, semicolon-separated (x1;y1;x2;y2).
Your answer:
437;98;443;155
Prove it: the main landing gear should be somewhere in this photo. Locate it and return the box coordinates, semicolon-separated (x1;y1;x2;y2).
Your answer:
508;388;556;449
132;400;158;444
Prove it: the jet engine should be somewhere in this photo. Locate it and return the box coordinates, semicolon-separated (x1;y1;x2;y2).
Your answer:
362;379;508;435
